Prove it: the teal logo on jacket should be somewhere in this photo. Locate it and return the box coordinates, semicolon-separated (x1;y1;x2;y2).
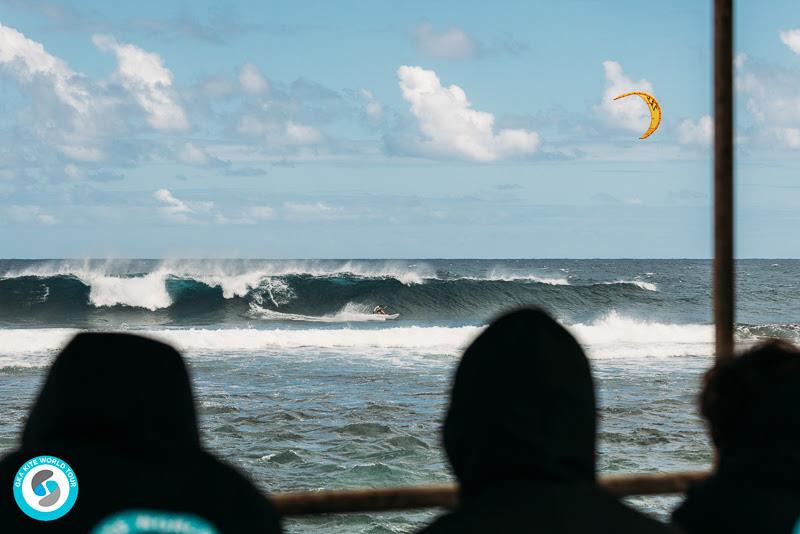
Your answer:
92;510;219;533
12;455;78;521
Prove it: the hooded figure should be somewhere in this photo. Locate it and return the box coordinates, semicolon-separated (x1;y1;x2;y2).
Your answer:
0;333;282;533
672;340;800;534
418;309;677;533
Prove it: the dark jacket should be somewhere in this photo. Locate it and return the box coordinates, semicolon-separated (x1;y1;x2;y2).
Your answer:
0;333;282;533
673;379;800;533
418;308;678;533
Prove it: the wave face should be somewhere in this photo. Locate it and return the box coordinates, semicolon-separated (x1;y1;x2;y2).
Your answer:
0;259;674;327
1;258;799;331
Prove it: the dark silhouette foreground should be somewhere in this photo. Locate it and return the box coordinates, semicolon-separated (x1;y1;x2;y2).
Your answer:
0;333;281;533
418;308;678;533
673;340;800;534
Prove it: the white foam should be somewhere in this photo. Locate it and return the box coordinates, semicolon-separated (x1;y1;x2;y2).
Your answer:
604;280;658;292
0;328;78;369
0;312;723;367
150;326;476;354
83;270;173;310
569;311;712;358
482;267;570;285
249;302;395;323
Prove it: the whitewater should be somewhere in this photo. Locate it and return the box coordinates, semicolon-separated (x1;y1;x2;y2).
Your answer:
2;258;799;532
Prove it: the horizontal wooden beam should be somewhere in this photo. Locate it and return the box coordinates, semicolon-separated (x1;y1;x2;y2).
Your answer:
271;471;708;516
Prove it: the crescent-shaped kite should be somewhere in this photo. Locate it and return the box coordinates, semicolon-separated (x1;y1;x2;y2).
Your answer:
613;91;662;139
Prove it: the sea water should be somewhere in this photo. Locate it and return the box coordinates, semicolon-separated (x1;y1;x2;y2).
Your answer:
0;259;797;532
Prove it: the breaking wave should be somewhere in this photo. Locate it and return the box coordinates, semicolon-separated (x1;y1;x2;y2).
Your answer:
0;261;661;323
1;312;793;366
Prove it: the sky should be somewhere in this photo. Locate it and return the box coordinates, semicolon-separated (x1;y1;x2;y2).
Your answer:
0;0;799;258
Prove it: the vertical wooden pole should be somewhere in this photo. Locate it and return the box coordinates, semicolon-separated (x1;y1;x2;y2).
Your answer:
714;0;734;362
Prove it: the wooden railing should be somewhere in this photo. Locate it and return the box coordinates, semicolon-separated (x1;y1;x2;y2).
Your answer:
271;472;709;516
269;0;732;519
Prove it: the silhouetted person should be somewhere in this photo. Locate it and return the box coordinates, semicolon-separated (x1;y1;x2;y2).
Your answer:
418;308;678;533
672;340;800;534
0;333;282;533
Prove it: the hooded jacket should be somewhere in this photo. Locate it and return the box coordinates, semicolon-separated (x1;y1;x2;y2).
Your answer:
418;308;678;533
672;374;800;533
0;333;282;533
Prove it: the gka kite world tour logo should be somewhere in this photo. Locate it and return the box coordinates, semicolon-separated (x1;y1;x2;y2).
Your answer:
13;455;78;521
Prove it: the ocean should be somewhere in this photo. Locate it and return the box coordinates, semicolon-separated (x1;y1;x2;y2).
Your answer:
0;258;796;532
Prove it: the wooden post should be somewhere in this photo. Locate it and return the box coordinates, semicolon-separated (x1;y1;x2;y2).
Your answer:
714;0;735;361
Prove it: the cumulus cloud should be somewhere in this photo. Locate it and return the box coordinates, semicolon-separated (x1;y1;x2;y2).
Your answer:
360;89;383;121
93;34;188;131
736;42;800;149
239;63;269;94
154;188;190;214
153;188;213;222
779;29;800;55
598;60;655;134
8;205;57;225
285;121;322;144
177;143;210;165
396;65;539;161
678;115;713;145
0;22;91;113
777;127;800;148
175;142;229;167
236;116;323;147
412;22;477;59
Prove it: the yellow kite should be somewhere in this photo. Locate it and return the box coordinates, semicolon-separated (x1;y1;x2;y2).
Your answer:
613;91;662;140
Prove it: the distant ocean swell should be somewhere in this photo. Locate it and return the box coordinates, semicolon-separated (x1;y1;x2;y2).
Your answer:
0;269;659;321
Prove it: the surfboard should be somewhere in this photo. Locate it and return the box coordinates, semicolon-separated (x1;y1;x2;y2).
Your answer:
379;313;400;320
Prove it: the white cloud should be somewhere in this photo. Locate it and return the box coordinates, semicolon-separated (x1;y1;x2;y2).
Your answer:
285;121;322;144
58;144;105;162
236;116;322;147
780;29;800;55
283;201;350;220
177;143;212;165
236;115;267;137
0;23;91;113
413;22;477;59
8;205;57;225
153;188;214;222
397;65;539;161
64;163;83;180
239;63;269;94
737;51;800;148
598;60;655;134
154;188;190;215
93;34;188;131
249;206;275;219
679;115;713;145
360;89;383;121
778;127;800;148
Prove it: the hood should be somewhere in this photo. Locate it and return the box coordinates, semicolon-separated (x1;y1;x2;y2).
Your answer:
443;308;596;498
718;377;800;490
23;333;200;450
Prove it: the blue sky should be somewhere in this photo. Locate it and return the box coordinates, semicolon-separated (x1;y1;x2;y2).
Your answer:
0;0;799;258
